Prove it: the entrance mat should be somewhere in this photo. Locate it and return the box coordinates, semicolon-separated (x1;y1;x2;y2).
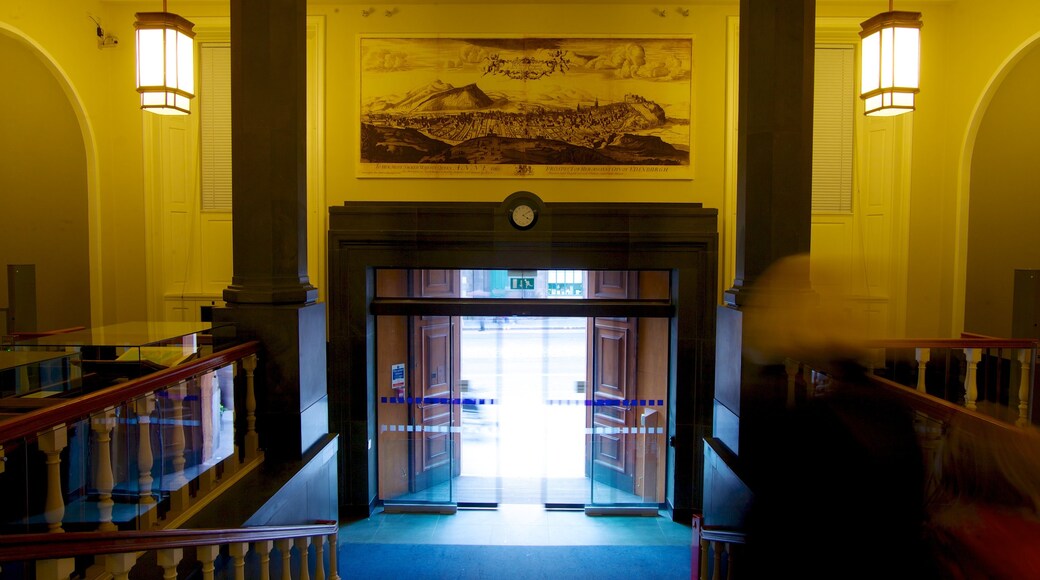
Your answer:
338;543;691;579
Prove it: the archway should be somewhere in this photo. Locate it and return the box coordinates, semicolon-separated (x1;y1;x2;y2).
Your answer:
962;38;1040;336
0;26;95;331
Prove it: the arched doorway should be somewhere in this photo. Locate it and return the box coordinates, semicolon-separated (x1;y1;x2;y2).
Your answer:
964;40;1040;337
0;29;92;332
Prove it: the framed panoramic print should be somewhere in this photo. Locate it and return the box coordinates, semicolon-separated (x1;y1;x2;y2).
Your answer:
358;35;693;179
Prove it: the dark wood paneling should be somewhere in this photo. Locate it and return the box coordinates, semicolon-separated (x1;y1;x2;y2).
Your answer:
328;194;718;518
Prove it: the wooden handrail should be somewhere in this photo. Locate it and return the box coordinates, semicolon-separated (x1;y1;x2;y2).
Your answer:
0;522;337;562
865;372;1018;432
0;341;260;445
6;326;86;341
865;337;1039;350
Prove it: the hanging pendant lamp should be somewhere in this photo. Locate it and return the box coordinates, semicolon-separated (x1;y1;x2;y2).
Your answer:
859;1;922;116
134;1;195;115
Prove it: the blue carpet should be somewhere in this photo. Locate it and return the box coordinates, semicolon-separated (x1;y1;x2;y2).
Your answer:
338;544;691;579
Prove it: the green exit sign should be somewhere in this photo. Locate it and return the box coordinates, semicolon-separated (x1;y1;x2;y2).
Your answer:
510;277;535;290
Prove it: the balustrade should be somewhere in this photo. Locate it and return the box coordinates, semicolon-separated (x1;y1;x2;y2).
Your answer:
866;336;1038;426
0;526;339;580
0;342;261;536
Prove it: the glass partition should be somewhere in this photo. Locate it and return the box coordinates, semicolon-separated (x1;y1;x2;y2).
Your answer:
0;361;237;534
9;321;233;392
0;349;82;399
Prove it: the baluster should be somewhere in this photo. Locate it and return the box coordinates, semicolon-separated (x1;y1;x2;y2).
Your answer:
725;543;736;580
104;552;137;580
276;539;293;580
784;359;799;409
224;368;240;476
92;407;117;531
866;347;882;376
196;544;220;580
168;383;191;513
135;395;157;528
35;558;74;580
158;548;182;580
255;540;273;580
229;542;248;580
244;354;260;459
698;538;709;580
313;535;326;580
711;540;722;580
964;348;980;411
802;365;813;399
328;533;341;580
915;348;930;393
37;424;68;533
295;536;311;580
1018;349;1034;427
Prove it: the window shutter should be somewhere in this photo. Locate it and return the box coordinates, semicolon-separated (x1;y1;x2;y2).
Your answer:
200;44;232;212
812;46;855;213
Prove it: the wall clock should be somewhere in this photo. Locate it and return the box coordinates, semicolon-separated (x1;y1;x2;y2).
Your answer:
508;201;538;230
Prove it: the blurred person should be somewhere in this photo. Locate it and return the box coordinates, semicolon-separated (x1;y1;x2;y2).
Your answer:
737;255;1040;578
926;415;1040;578
737;255;939;579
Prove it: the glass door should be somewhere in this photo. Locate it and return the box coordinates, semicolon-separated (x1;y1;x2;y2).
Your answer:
374;269;671;512
458;316;588;506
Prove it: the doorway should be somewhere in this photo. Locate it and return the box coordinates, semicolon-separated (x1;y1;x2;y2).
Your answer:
328;195;718;522
374;269;670;511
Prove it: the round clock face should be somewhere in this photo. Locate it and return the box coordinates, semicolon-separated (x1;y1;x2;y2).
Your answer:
510;203;537;230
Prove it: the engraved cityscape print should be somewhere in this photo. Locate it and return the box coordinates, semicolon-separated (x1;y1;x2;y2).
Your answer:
359;37;692;178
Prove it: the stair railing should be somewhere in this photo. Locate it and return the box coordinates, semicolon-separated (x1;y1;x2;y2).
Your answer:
861;335;1038;426
0;522;339;580
0;341;262;535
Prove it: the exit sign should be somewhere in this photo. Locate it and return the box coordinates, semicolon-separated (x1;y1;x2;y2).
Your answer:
510;277;535;290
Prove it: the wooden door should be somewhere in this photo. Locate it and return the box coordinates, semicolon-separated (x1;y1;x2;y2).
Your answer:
410;270;462;492
587;271;639;494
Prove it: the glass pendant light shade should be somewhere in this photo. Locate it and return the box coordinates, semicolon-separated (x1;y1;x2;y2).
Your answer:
859;10;922;116
135;11;195;115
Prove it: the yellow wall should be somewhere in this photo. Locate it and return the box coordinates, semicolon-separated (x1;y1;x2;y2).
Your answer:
4;0;1040;339
0;33;90;331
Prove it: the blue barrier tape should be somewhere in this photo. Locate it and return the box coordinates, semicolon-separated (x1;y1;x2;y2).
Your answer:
380;397;664;407
379;424;666;435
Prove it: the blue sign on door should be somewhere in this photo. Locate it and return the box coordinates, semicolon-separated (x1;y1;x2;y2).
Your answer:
391;363;406;390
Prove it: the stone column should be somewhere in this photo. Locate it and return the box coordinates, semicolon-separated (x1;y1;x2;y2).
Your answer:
216;0;328;460
705;0;815;531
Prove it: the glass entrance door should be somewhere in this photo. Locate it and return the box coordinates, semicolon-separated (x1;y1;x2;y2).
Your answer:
458;316;588;506
374;269;670;511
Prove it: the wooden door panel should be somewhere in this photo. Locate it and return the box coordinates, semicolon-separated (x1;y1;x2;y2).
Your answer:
587;269;640;496
417;269;457;297
589;270;637;300
416;322;452;473
591;322;635;483
409;269;462;494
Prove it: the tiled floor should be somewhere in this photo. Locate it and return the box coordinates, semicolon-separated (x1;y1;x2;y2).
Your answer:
340;504;693;547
